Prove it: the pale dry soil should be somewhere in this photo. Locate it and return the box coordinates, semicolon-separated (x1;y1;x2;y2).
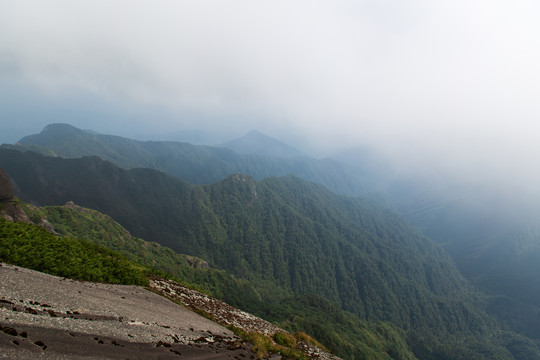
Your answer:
0;263;253;359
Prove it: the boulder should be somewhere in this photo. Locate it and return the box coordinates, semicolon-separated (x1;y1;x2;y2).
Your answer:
0;166;14;200
0;166;30;223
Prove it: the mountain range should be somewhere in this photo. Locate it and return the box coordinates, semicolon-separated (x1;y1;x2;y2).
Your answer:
0;148;474;328
13;123;371;194
14;123;540;307
3;123;540;359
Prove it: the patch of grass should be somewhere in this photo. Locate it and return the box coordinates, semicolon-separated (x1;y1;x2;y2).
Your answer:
293;331;327;350
274;331;297;348
227;326;306;360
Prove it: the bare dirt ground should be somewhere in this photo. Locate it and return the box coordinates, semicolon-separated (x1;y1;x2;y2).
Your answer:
0;263;254;359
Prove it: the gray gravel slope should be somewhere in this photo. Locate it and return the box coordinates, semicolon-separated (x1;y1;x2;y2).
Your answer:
0;263;253;359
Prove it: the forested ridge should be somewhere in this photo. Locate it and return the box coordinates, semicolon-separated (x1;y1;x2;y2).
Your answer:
0;149;477;331
14;123;369;194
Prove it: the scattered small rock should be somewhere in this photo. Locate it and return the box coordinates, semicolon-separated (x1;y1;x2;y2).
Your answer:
34;340;47;349
156;341;172;347
1;326;18;336
24;306;38;315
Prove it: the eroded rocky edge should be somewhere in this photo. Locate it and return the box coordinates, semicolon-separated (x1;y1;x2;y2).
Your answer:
0;167;29;224
150;278;341;360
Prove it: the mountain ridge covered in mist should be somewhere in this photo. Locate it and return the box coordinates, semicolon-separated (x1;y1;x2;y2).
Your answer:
0;148;470;324
15;123;372;195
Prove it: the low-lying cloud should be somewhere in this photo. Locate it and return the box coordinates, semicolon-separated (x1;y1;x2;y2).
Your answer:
1;0;540;193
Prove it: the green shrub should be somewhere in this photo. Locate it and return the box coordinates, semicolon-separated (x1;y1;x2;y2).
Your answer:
274;331;297;348
0;218;149;285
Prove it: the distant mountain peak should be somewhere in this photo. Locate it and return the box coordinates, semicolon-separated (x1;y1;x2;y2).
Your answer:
221;130;305;158
41;123;85;134
245;129;265;137
242;129;281;141
17;123;95;151
0;166;30;223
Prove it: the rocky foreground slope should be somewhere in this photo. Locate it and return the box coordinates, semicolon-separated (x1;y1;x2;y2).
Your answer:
0;264;340;359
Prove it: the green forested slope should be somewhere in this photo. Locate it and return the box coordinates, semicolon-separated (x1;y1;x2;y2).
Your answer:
0;148;476;331
385;180;540;343
23;202;265;310
0;218;149;285
27;200;537;360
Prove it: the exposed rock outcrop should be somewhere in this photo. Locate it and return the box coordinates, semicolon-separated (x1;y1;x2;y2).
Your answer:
0;167;30;223
231;174;258;199
0;166;14;199
184;255;210;269
150;277;342;360
38;219;58;235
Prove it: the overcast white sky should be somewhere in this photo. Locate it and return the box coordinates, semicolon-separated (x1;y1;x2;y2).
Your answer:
1;0;540;191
